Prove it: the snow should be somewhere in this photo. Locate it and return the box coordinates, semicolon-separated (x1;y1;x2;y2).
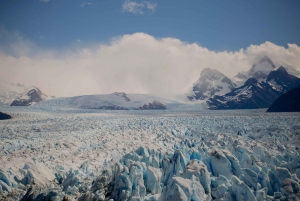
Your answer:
0;107;300;200
187;68;236;100
0;82;34;106
232;56;276;85
31;93;208;111
251;56;275;75
0;82;52;106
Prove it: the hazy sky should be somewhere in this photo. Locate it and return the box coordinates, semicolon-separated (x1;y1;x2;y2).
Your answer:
0;0;300;96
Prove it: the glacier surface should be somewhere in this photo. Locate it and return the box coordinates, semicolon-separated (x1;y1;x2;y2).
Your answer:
0;107;300;201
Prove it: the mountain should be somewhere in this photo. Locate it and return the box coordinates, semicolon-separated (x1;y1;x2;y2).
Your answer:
32;92;188;110
187;68;236;101
135;100;167;110
267;85;300;112
0;82;32;106
207;66;300;109
10;87;49;106
235;55;276;83
0;82;52;106
266;66;300;93
207;78;282;109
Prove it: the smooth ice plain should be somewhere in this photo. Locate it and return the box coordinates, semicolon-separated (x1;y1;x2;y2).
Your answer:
0;107;300;201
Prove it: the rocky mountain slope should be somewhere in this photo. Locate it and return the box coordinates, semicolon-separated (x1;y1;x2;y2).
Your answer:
207;78;282;109
266;66;300;93
10;87;48;106
207;66;300;109
267;85;300;112
204;55;300;109
0;82;50;106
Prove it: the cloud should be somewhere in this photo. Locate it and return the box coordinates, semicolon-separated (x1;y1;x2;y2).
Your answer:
144;1;157;14
122;0;156;15
0;32;300;97
80;2;92;7
39;0;50;2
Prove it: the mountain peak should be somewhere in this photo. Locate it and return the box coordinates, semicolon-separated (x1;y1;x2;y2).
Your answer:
10;87;47;106
200;68;224;80
276;66;288;74
244;78;258;85
252;55;275;69
201;68;218;75
187;68;236;101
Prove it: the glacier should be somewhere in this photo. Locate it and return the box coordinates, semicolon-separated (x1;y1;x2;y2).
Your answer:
0;106;299;200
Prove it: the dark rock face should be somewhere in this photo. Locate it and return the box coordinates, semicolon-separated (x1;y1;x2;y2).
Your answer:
267;85;300;112
0;112;11;120
10;88;46;106
135;100;167;110
89;105;128;110
266;66;300;93
207;78;282;109
113;92;131;102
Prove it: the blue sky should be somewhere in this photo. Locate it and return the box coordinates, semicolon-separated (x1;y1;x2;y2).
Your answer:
1;0;300;52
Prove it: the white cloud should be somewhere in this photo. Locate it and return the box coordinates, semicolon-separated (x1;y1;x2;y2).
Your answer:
144;1;157;14
80;2;92;7
39;0;50;2
0;32;300;97
122;0;156;15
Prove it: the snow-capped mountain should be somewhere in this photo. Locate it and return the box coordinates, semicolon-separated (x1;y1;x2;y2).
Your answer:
207;78;282;109
32;92;189;110
10;87;49;106
266;66;300;93
0;82;51;106
187;68;236;101
207;66;300;109
234;55;276;83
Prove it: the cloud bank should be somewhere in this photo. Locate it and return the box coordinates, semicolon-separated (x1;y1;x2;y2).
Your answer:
0;32;300;97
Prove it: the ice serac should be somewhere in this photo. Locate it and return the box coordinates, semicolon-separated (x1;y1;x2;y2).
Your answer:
182;160;211;194
146;166;162;194
187;68;236;101
10;87;48;106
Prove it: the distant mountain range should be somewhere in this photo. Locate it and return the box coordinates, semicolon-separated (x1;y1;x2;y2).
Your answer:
30;93;197;110
188;56;300;110
1;56;299;110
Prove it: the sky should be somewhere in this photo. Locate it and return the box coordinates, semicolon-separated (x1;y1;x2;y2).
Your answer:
0;0;300;97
